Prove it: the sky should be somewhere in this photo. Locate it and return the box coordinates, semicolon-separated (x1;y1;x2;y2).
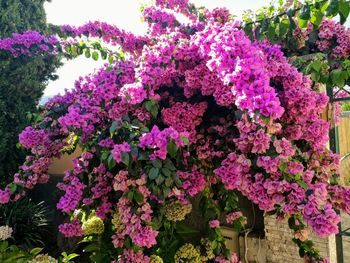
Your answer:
43;0;271;97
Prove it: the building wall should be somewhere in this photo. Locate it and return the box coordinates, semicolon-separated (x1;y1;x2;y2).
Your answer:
264;215;337;263
341;212;350;262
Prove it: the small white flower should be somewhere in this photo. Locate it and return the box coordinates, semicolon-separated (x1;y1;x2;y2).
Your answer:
0;225;13;241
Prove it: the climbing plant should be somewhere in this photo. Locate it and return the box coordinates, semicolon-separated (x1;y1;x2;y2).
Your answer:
0;0;349;262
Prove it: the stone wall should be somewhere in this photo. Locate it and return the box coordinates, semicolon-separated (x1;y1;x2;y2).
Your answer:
238;235;267;263
264;215;337;263
341;212;350;262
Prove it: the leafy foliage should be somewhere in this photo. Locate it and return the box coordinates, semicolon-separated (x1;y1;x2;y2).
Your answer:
0;197;51;248
0;0;61;185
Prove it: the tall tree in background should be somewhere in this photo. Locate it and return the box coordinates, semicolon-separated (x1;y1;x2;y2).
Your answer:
0;0;61;185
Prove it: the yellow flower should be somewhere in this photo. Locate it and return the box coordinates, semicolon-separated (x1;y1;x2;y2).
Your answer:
150;255;164;263
163;200;192;221
82;216;104;235
200;238;215;261
174;243;201;263
111;212;124;230
29;254;57;263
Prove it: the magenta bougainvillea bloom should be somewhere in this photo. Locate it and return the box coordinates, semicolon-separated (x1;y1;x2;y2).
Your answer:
0;0;349;262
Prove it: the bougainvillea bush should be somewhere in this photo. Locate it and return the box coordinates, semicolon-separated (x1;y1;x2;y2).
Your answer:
0;0;349;262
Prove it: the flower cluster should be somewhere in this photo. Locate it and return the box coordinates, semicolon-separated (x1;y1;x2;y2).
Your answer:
61;21;149;53
82;215;105;235
0;31;58;56
112;172;158;248
58;219;84;237
0;225;13;241
111;142;131;163
56;162;87;213
119;82;147;105
0;1;349;262
161;101;207;140
163;199;192;221
0;188;11;204
143;7;180;36
317;19;350;58
174;243;201;263
177;167;206;196
29;254;57;263
214;153;251;190
139;126;189;160
114;249;151;263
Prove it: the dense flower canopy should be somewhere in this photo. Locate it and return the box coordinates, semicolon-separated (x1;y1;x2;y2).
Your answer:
0;0;349;262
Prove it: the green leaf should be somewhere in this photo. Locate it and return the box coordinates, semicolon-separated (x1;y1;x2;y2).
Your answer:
286;8;296;17
92;51;99;61
65;46;71;53
326;0;339;17
288;216;297;230
254;25;264;41
278;19;289;36
155;174;165;185
127;191;134;200
8;183;17;193
101;151;109;161
0;241;8;252
163;187;170;197
311;60;322;72
134;191;144;203
310;72;320;82
243;24;254;40
144;100;152;111
339;0;350;23
165;177;173;187
212;239;218;250
150;107;158;118
108;56;114;64
71;47;77;57
124;238;132;248
161;167;172;177
109;121;119;135
167;140;178;158
100;50;107;60
175;222;199;235
297;17;308;28
233;219;243;231
107;154;116;169
121;152;130;166
297;180;308;190
30;247;43;256
310;10;324;27
164;159;176;171
181;136;189;145
174;176;182;188
149;167;159;180
319;1;329;13
84;49;91;58
331;69;345;87
279;162;288;172
65;253;79;261
261;116;270;125
299;5;311;20
151;159;162;168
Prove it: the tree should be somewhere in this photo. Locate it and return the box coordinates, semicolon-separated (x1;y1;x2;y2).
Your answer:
0;0;61;185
